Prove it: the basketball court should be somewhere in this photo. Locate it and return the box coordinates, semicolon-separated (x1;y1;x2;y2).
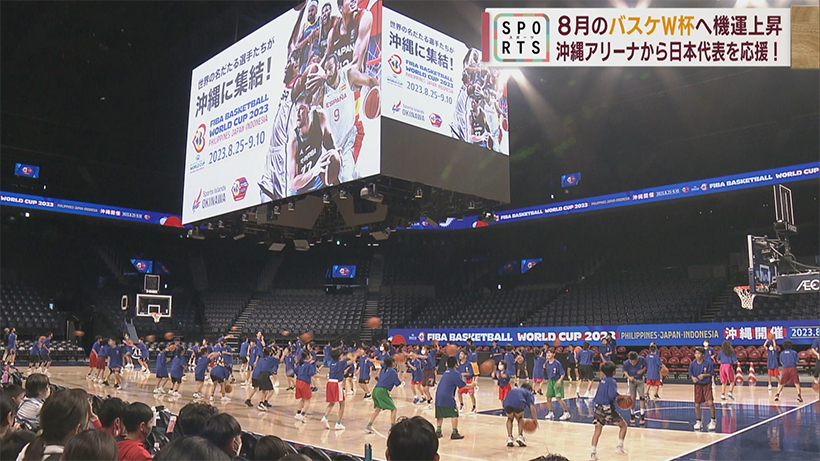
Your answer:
46;366;819;461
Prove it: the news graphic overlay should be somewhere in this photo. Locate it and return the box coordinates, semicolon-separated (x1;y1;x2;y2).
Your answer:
184;0;383;224
483;8;793;67
382;8;510;155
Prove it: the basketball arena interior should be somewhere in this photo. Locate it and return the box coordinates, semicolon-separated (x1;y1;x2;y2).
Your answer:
1;1;819;461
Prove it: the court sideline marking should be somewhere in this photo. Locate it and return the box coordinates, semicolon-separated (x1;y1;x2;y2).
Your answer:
665;397;819;461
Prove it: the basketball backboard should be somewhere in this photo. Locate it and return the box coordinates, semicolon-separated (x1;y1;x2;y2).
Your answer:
136;294;172;319
746;234;780;297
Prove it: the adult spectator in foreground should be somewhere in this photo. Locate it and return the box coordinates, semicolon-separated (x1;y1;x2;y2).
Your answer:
96;397;128;438
200;413;243;459
175;402;219;437
117;403;154;461
386;416;439;461
62;429;118;461
16;374;50;431
17;389;89;461
252;435;292;461
153;436;231;461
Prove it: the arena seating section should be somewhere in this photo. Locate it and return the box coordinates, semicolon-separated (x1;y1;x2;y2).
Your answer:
525;268;723;326
250;290;365;338
0;280;63;334
714;292;820;321
201;291;250;335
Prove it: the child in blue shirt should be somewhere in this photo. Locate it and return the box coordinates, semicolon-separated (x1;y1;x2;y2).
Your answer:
774;340;803;403
154;344;170;394
532;349;547;395
366;356;403;434
577;341;596;399
457;350;477;414
210;357;231;401
169;347;186;396
645;345;663;400
357;348;375;399
295;351;317;422
407;354;424;404
590;361;628;460
321;348;356;430
502;382;538;447
622;351;648;424
689;347;716;431
763;338;779;390
433;356;475;440
716;341;738;401
544;348;570;421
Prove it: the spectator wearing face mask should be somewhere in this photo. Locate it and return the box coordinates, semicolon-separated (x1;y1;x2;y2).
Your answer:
117;403;154;461
200;413;244;460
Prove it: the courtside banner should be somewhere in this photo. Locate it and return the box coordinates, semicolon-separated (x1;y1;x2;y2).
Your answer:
0;191;184;228
409;162;819;229
389;319;820;346
482;8;790;67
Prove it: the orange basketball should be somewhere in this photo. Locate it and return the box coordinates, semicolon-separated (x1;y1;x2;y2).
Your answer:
767;332;775;340
394;353;406;363
480;359;496;375
364;86;380;119
231;326;239;331
300;331;314;343
39;336;46;342
74;330;85;337
553;339;561;347
574;346;582;354
501;117;509;131
225;383;233;393
444;345;458;356
522;420;538;433
146;335;156;343
813;382;820;392
616;395;635;410
281;330;290;337
660;365;669;377
367;317;382;329
164;332;174;340
168;345;176;352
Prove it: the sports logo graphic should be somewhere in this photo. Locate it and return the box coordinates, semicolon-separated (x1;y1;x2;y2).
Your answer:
338;267;350;276
418;332;425;342
232;177;249;201
392;101;402;112
192;124;207;153
682;186;690;193
429;113;442;127
388;54;402;74
135;261;146;271
700;183;708;191
527;261;536;269
21;166;33;175
192;189;202;211
566;175;576;185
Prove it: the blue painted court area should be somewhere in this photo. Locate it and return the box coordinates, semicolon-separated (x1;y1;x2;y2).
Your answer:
673;401;819;461
478;398;798;433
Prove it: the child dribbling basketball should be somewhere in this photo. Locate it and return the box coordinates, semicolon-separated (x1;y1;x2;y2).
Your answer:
590;361;627;460
503;381;538;447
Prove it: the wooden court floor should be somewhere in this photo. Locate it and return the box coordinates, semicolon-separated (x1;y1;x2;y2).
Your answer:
46;366;818;461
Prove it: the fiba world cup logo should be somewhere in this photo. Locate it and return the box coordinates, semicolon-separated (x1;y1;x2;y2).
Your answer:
192;124;207;153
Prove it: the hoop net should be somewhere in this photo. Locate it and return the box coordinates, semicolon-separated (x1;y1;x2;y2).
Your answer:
150;312;162;323
734;286;755;310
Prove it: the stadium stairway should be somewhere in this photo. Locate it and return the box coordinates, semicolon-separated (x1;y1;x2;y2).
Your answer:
359;293;379;344
230;297;259;341
701;285;737;322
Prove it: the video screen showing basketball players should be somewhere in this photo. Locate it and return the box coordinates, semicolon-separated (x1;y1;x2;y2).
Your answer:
260;0;381;202
451;48;507;153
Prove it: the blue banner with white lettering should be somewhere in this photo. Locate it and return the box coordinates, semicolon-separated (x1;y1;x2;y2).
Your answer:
389;319;820;346
411;162;819;230
14;163;40;178
561;172;580;187
0;191;183;228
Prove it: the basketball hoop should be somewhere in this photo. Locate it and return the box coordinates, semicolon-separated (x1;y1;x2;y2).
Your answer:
734;286;756;310
150;312;162;323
